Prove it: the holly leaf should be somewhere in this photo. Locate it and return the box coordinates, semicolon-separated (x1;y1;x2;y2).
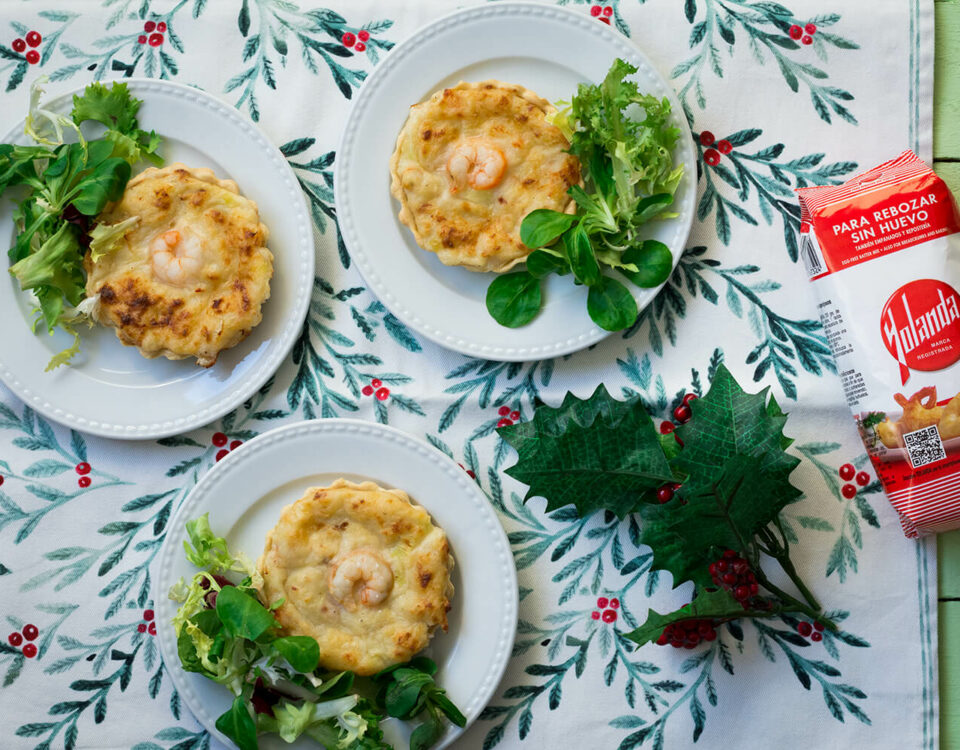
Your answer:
640;451;802;588
498;385;675;518
671;363;799;492
624;587;744;647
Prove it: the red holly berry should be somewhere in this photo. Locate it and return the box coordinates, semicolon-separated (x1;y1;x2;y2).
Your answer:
230;440;242;451
342;32;356;47
138;35;147;44
814;621;825;632
143;609;154;621
841;483;857;499
656;484;674;504
591;611;600;620
497;418;513;428
682;393;698;406
723;550;737;560
358;30;370;41
144;21;156;32
602;610;617;623
510;410;520;421
375;388;390;401
11;38;25;53
78;476;91;488
25;31;41;48
590;5;601;15
498;405;510;416
371;378;382;388
673;404;692;423
856;471;870;487
138;623;147;633
597;596;609;608
838;463;855;481
148;622;157;635
362;385;374;396
801;35;812;45
734;585;750;601
8;632;22;647
810;631;823;642
699;130;715;146
656;632;669;645
797;621;813;637
599;16;611;24
216;449;229;462
703;148;721;166
602;5;613;15
659;420;676;435
0;476;4;486
25;50;39;64
355;42;366;52
804;23;817;34
789;24;802;39
148;33;163;46
717;139;732;154
609;598;619;609
157;22;167;32
22;643;37;658
22;624;38;641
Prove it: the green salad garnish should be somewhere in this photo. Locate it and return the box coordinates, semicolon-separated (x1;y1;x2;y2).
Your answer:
0;78;161;370
485;57;684;331
170;515;465;750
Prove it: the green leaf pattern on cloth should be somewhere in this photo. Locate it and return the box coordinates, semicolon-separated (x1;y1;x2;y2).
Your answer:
0;1;939;749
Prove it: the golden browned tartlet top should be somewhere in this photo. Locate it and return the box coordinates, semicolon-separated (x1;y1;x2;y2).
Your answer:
389;80;580;272
85;163;273;367
257;479;454;676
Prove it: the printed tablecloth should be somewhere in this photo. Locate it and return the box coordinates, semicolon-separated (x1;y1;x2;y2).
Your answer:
0;1;938;748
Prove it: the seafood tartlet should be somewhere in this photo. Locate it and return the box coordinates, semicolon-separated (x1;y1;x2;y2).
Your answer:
84;163;273;367
257;479;454;676
389;80;580;272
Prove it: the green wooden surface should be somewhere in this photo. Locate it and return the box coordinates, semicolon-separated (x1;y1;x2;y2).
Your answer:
936;1;959;745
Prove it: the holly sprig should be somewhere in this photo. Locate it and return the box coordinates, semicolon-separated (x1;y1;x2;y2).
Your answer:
499;363;839;651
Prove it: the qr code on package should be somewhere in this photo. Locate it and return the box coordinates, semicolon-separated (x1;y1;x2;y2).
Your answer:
903;424;947;468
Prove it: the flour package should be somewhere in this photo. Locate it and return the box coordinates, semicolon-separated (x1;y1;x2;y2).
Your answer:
796;150;960;536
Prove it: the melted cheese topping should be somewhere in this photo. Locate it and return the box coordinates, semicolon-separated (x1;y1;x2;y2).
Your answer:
390;80;580;272
257;479;454;675
85;164;273;367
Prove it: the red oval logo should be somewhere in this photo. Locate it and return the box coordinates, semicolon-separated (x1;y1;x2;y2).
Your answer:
881;279;960;384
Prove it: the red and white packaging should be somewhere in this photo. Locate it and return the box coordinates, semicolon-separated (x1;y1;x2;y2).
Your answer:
796;150;960;537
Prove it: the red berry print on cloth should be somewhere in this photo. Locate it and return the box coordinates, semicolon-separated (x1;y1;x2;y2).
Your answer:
801;35;813;45
148;33;163;47
375;387;390;401
498;406;510;416
25;31;41;48
591;611;600;620
157;22;167;32
355;42;366;52
699;131;715;147
230;440;243;451
609;598;619;610
137;623;146;633
22;643;37;658
8;632;22;647
138;35;147;44
216;449;229;462
601;610;617;623
841;484;857;499
25;50;39;65
602;6;613;16
805;23;817;35
362;385;374;396
703;148;721;166
839;463;855;481
212;432;228;447
148;622;157;636
143;609;154;621
144;20;156;32
75;462;91;475
11;38;25;53
358;30;370;42
856;471;871;486
22;624;38;641
811;631;823;642
342;32;356;47
717;139;732;154
789;24;803;39
78;476;91;489
797;621;813;637
457;463;476;480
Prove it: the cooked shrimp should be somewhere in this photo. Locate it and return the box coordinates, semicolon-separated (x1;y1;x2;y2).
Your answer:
329;549;393;607
446;139;507;191
150;228;205;287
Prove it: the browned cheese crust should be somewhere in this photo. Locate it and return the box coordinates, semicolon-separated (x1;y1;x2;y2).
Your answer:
85;164;273;367
257;479;454;675
389;80;580;272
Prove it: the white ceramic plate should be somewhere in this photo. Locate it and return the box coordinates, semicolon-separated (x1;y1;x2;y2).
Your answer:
335;2;695;361
0;80;313;439
154;419;518;750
